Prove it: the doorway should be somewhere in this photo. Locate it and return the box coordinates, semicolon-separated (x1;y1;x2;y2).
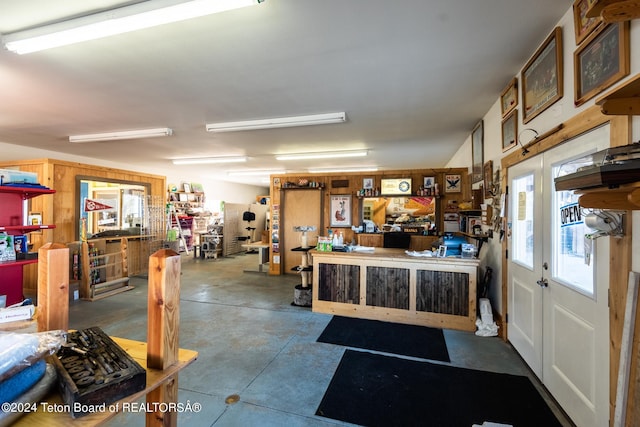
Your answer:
282;189;322;274
507;125;610;427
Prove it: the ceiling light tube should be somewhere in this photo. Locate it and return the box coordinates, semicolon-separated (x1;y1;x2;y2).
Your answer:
206;112;346;132
227;170;285;176
69;127;173;143
172;156;247;165
308;166;379;173
3;0;264;54
276;150;366;161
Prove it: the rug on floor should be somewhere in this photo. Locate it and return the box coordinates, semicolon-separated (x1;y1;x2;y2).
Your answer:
316;315;450;362
316;350;562;427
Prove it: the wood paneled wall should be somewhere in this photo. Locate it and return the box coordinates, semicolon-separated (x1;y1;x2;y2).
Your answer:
0;158;166;294
268;168;470;275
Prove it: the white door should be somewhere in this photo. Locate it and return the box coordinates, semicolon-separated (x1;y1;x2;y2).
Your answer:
508;125;610;427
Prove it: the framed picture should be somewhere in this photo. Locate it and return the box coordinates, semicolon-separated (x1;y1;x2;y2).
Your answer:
522;27;563;123
500;78;518;117
330;194;352;228
444;174;461;193
363;178;374;189
471;120;484;184
573;0;601;45
436;245;447;258
483;161;494;199
182;183;191;193
423;176;435;188
501;109;518;152
574;22;629;107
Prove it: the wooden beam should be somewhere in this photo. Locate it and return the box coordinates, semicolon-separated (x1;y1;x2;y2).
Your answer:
602;0;640;22
146;248;181;427
36;242;69;332
587;0;626;18
600;98;640;115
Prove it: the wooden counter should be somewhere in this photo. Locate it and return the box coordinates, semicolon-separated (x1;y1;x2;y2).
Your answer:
312;248;479;331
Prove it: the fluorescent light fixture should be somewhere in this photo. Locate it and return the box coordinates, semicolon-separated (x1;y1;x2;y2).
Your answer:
69;127;173;143
172;156;247;165
3;0;264;54
206;112;346;132
227;170;285;176
275;149;367;161
308;166;379;173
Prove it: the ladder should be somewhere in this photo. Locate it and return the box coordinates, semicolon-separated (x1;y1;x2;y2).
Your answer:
167;203;189;255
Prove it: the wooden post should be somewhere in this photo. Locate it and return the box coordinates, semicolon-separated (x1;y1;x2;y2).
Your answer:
37;243;69;332
146;248;180;427
80;241;91;299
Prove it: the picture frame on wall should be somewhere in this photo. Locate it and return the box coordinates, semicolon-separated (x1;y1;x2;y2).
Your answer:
501;109;518;152
444;174;461;193
574;22;630;107
483;160;494;200
471;120;484;184
500;78;518;117
522;27;563;123
423;176;435;188
573;0;601;45
330;194;352;228
363;178;374;190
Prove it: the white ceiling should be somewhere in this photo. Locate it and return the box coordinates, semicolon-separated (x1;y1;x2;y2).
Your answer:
0;0;571;186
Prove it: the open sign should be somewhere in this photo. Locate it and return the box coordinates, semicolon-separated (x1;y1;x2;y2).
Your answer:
560;203;582;227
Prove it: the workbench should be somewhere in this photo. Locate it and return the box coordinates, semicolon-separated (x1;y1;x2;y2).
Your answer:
12;337;198;426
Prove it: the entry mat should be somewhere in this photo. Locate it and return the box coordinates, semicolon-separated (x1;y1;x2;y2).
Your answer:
316;350;563;427
317;316;450;362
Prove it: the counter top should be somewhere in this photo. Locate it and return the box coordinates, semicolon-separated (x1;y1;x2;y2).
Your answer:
311;248;480;265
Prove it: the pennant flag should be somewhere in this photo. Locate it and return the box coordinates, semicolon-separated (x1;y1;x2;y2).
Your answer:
84;198;114;212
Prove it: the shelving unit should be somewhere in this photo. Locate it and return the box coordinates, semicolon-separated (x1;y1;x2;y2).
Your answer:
68;237;133;301
0;185;56;306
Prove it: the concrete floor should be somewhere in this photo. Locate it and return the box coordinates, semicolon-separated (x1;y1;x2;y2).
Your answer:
67;252;574;427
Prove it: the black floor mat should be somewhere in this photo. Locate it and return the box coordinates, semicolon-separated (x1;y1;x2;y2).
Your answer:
317;315;450;362
316;350;562;427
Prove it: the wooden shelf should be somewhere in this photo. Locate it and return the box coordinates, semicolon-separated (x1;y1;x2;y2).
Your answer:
0;224;56;233
0;185;55;200
577;184;640;210
596;73;640;115
587;0;640;22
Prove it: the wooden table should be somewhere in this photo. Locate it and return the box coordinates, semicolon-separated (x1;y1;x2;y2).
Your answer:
241;241;270;273
13;337;198;426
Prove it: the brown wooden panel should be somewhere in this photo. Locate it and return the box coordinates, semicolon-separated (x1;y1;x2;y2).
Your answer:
282;189;322;274
317;263;360;303
365;266;409;309
416;270;469;316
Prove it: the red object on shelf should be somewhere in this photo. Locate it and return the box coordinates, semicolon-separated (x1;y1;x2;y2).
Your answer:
0;185;56;306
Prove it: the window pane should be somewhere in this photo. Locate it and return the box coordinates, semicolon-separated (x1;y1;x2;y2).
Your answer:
512;173;534;269
552;173;594;296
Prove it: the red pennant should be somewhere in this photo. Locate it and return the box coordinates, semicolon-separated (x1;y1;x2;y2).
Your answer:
84;199;114;212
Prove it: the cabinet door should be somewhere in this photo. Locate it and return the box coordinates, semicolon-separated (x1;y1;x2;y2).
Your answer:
357;234;383;247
